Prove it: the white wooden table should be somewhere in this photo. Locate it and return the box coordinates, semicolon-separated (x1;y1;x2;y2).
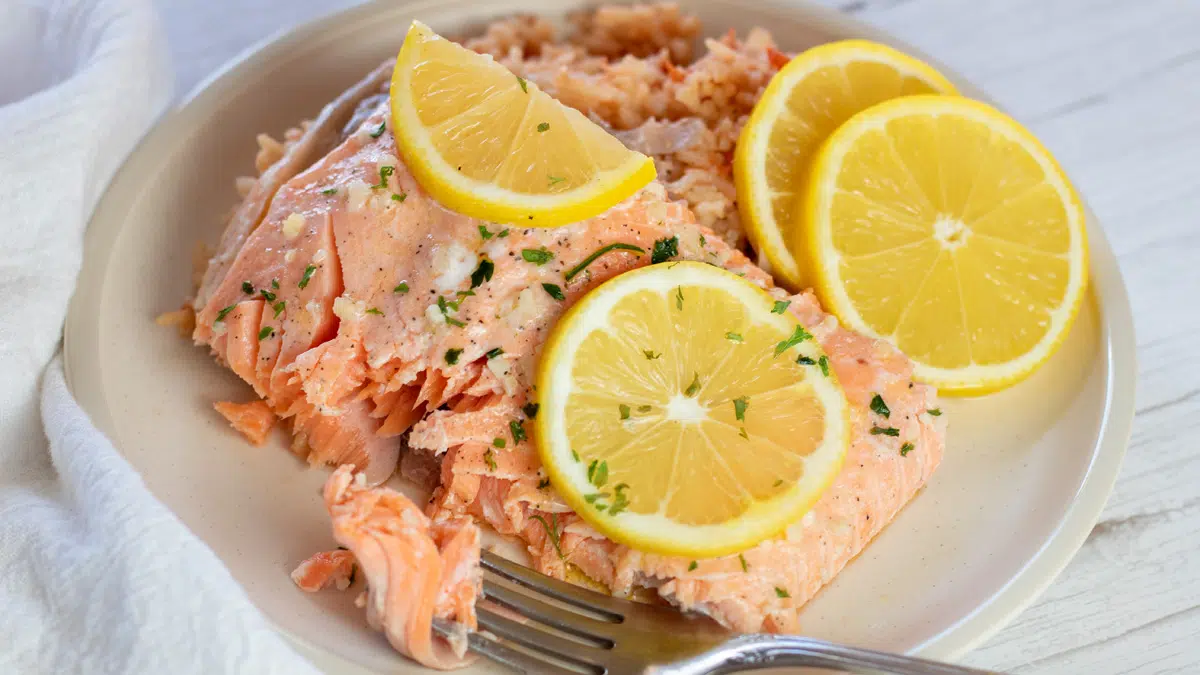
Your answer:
157;0;1200;672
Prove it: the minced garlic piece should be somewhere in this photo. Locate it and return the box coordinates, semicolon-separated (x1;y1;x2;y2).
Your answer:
282;213;306;239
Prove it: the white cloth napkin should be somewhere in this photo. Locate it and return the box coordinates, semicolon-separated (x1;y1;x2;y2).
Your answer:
0;1;320;672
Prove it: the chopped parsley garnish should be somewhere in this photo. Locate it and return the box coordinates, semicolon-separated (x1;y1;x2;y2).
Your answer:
684;372;701;397
928;408;943;416
365;307;383;315
257;326;274;340
688;560;698;571
523;402;539;419
537;477;551;489
586;460;609;488
393;282;409;294
298;265;317;289
900;442;914;456
493;437;506;449
675;286;684;310
510;419;526;444
650;236;678;264
272;301;286;318
733;396;749;422
470;258;494;288
738;554;749;572
564;243;645;282
619;404;631;420
497;229;510;238
725;331;743;343
548;175;565;186
537;122;550;132
271;279;280;290
215;305;236;322
739;426;749;439
485;347;504;359
478;225;493;240
773;324;813;356
542;283;565;301
521;248;554;265
818;355;829;376
445;316;466;327
371;165;396;189
258;288;276;302
870;426;900;437
636;405;651;413
516;75;528;93
608;483;630;516
643;350;661;360
369;121;386;138
571;449;580;462
775;587;790;599
699;234;707;247
870;394;891;418
321;187;338;195
444;348;463;365
796;355;816;366
241;281;254;294
773;479;784;487
484;448;497;471
391;192;407;202
771;300;791;314
531;514;564;560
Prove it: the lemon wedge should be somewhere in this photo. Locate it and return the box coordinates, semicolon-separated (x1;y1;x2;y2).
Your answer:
534;262;849;558
804;95;1089;395
390;21;656;228
734;40;957;290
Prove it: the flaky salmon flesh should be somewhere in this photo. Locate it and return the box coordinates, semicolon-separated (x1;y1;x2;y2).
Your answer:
187;48;944;669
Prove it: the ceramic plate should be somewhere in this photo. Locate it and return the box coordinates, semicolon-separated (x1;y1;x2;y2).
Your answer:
63;0;1136;672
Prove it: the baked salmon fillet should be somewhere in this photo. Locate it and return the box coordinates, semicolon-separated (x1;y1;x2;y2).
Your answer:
189;23;944;668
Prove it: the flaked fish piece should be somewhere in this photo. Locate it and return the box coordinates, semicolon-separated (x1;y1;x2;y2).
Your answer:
324;465;481;670
291;549;357;592
212;400;276;446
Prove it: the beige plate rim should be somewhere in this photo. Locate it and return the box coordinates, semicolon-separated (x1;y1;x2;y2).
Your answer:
63;0;1136;670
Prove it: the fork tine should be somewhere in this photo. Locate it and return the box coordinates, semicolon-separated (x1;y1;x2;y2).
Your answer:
464;632;583;675
482;551;626;617
477;606;608;668
482;577;616;643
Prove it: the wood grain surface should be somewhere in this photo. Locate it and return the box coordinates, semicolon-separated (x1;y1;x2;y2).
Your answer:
155;0;1200;672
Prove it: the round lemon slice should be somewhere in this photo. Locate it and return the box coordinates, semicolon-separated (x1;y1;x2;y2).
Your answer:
534;262;849;558
804;95;1089;394
734;40;957;290
390;21;656;228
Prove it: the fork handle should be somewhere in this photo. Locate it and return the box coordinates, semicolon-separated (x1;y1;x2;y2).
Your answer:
649;634;1004;675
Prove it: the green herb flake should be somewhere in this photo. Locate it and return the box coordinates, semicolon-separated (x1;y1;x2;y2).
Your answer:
391;192;407;202
444;348;463;365
516;75;528;93
684;372;701;397
484;448;497;472
542;283;565;301
485;347;504;359
321;187;338;195
870;394;891;418
733;396;749;422
591;460;609;488
215;305;237;322
773;479;784;487
241;281;254;294
521;248;554;265
523;402;539;419
725;331;743;343
775;587;790;599
445;316;466;327
636;405;651;413
470;258;494;288
571;449;580;462
258;288;276;302
607;483;629;515
619;404;631;420
773;324;813;356
493;437;506;449
298;265;317;289
564;243;645;282
537;477;551;489
478;225;493;240
739;426;749;440
688;561;698;572
650;236;679;264
771;300;791;314
257;326;274;341
739;554;749;572
928;408;943;417
394;282;409;294
510;419;527;444
548;175;565;186
699;234;707;247
818;355;830;376
900;442;914;456
271;279;280;290
369;121;386;138
371;165;396;190
643;350;661;360
796;355;816;366
537;122;550;132
272;301;286;318
675;286;684;310
363;307;382;316
531;514;564;560
498;229;510;238
870;426;900;437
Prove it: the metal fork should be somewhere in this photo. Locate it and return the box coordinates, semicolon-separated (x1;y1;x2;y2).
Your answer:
433;551;1003;674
